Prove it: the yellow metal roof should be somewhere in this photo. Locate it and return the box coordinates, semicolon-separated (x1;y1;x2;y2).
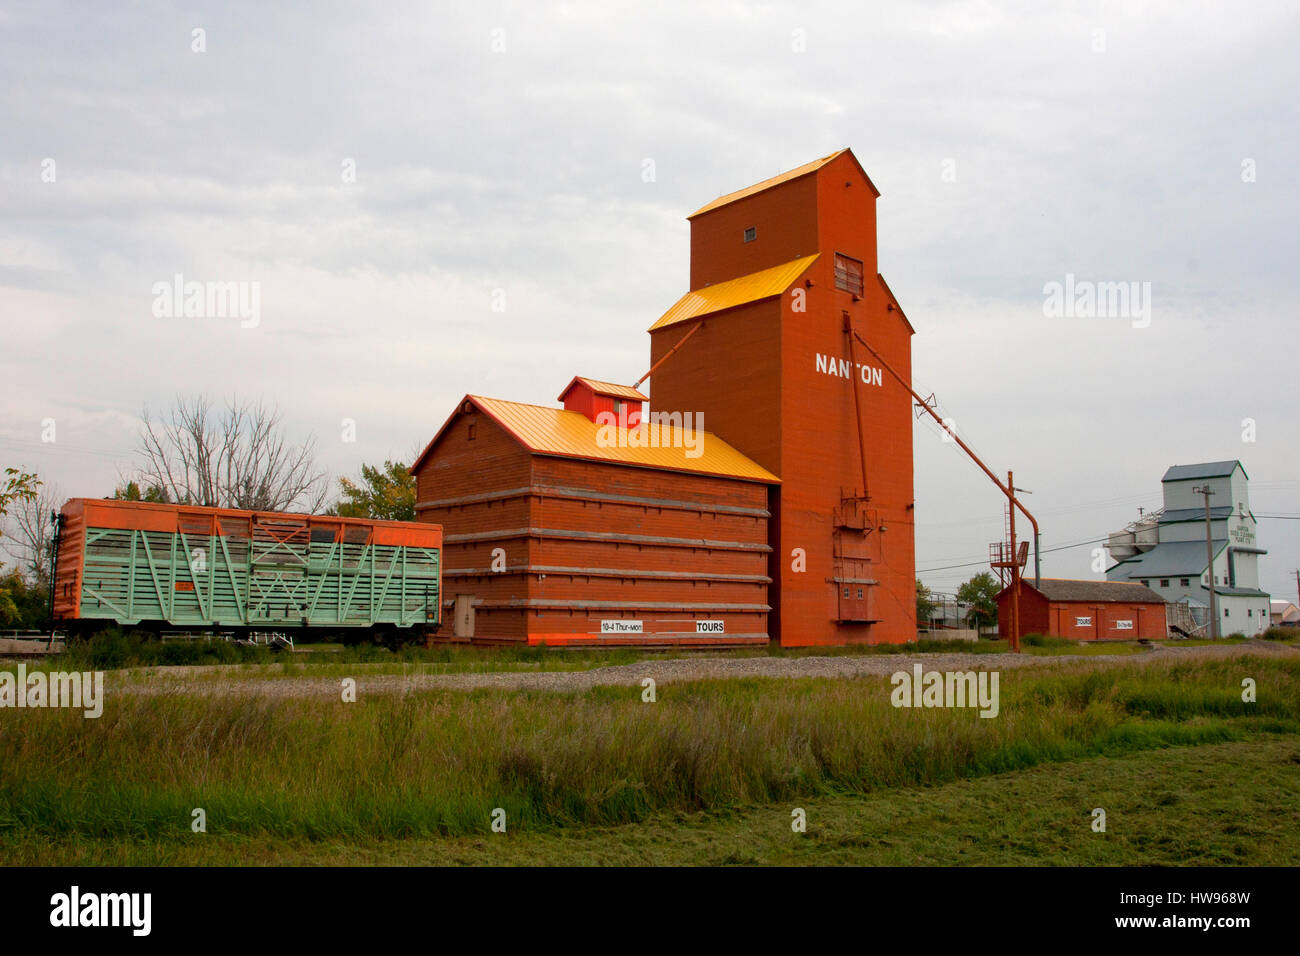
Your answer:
579;377;648;401
470;395;779;483
558;377;649;402
689;150;847;218
648;254;819;332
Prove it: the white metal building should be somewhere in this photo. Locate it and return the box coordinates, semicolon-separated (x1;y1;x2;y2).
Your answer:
1105;460;1271;636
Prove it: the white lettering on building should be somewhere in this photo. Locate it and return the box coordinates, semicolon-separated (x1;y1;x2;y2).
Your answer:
815;352;883;387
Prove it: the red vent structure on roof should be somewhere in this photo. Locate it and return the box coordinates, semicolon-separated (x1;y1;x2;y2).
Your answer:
558;376;647;427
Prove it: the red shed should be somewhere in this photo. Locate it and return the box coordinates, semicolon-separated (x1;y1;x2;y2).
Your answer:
411;390;778;646
997;579;1167;641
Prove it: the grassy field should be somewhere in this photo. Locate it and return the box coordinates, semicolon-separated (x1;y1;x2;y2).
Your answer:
6;737;1294;866
2;652;1297;865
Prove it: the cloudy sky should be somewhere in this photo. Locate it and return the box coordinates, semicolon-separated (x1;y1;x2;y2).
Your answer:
2;0;1297;600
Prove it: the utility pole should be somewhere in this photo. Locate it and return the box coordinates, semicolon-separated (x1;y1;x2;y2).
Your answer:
47;510;63;651
1193;485;1218;639
1008;470;1020;653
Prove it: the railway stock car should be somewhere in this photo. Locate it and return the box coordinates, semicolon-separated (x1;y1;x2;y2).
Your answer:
51;498;442;642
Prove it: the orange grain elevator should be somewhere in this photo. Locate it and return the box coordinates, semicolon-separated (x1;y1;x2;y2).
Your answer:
647;148;916;645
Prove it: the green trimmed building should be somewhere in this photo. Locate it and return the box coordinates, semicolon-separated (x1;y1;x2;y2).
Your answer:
1105;460;1270;636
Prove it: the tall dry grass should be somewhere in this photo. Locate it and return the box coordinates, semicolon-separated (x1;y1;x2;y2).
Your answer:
1;655;1295;840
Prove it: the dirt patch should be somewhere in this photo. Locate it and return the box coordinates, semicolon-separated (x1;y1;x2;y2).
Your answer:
0;637;65;657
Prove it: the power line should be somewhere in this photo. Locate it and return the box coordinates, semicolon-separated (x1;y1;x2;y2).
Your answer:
918;535;1107;574
920;512;1300;577
0;437;132;461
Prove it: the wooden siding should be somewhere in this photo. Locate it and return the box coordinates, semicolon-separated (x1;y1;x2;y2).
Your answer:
650;150;915;646
413;410;772;646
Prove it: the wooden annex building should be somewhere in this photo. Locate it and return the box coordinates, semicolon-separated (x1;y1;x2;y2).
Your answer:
410;381;778;645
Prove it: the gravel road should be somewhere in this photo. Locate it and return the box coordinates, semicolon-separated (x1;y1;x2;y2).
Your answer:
111;639;1296;700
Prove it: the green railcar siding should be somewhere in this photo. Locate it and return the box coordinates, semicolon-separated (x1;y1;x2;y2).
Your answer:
76;525;440;628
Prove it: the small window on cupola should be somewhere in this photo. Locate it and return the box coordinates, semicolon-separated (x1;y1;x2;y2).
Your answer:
834;253;864;295
743;227;757;242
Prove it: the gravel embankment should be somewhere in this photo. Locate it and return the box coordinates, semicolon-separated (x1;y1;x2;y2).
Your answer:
109;639;1297;700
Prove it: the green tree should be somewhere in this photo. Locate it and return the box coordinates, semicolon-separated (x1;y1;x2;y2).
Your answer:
0;468;42;625
0;567;20;625
1;467;39;520
331;460;416;522
916;579;937;628
0;565;47;627
112;481;171;503
956;572;1000;630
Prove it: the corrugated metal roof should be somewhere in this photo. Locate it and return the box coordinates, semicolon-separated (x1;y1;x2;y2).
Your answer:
648;254;819;332
559;377;648;402
689;150;847;218
470;395;779;483
1109;539;1225;578
1159;506;1234;523
1019;578;1165;604
1162;460;1244;482
1214;586;1270;598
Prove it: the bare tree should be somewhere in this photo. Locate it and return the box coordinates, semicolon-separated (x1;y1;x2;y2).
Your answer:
2;481;60;585
133;395;329;513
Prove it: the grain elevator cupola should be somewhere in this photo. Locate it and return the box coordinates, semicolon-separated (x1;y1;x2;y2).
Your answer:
645;147;917;646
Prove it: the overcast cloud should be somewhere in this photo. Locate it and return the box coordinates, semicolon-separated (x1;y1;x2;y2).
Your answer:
2;0;1297;599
